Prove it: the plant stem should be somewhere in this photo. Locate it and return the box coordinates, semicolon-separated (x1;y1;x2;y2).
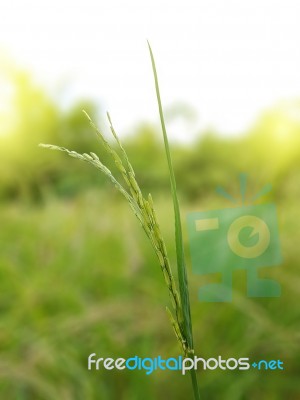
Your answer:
148;41;201;400
190;368;201;400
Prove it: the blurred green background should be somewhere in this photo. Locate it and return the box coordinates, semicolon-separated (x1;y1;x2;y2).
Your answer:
0;66;300;400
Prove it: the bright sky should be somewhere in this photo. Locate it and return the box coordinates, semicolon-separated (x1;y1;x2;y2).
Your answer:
1;0;300;141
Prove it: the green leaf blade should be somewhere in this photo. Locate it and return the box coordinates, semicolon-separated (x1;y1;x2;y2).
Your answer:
147;42;193;349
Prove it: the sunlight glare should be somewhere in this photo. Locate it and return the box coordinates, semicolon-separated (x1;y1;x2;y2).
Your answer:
0;77;16;138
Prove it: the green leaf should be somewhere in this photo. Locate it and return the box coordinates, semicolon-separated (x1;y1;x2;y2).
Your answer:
147;42;194;347
148;42;200;400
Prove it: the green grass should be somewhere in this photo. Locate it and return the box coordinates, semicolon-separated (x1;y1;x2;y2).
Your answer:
0;191;299;399
148;42;199;398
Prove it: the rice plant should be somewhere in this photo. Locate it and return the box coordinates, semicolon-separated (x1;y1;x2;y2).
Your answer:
40;43;201;400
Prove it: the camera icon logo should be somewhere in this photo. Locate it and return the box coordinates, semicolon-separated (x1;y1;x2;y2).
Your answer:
227;215;270;259
187;176;282;302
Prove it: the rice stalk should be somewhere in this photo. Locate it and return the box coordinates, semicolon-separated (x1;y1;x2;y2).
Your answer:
39;136;186;353
39;43;200;399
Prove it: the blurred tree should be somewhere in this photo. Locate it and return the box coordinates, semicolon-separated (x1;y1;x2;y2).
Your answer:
0;66;101;201
1;62;299;205
0;66;60;200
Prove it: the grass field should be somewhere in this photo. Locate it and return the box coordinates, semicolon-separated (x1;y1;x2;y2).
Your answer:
0;184;299;399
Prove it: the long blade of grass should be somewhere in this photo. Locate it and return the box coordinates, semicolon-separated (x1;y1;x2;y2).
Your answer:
148;42;200;400
147;42;193;348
